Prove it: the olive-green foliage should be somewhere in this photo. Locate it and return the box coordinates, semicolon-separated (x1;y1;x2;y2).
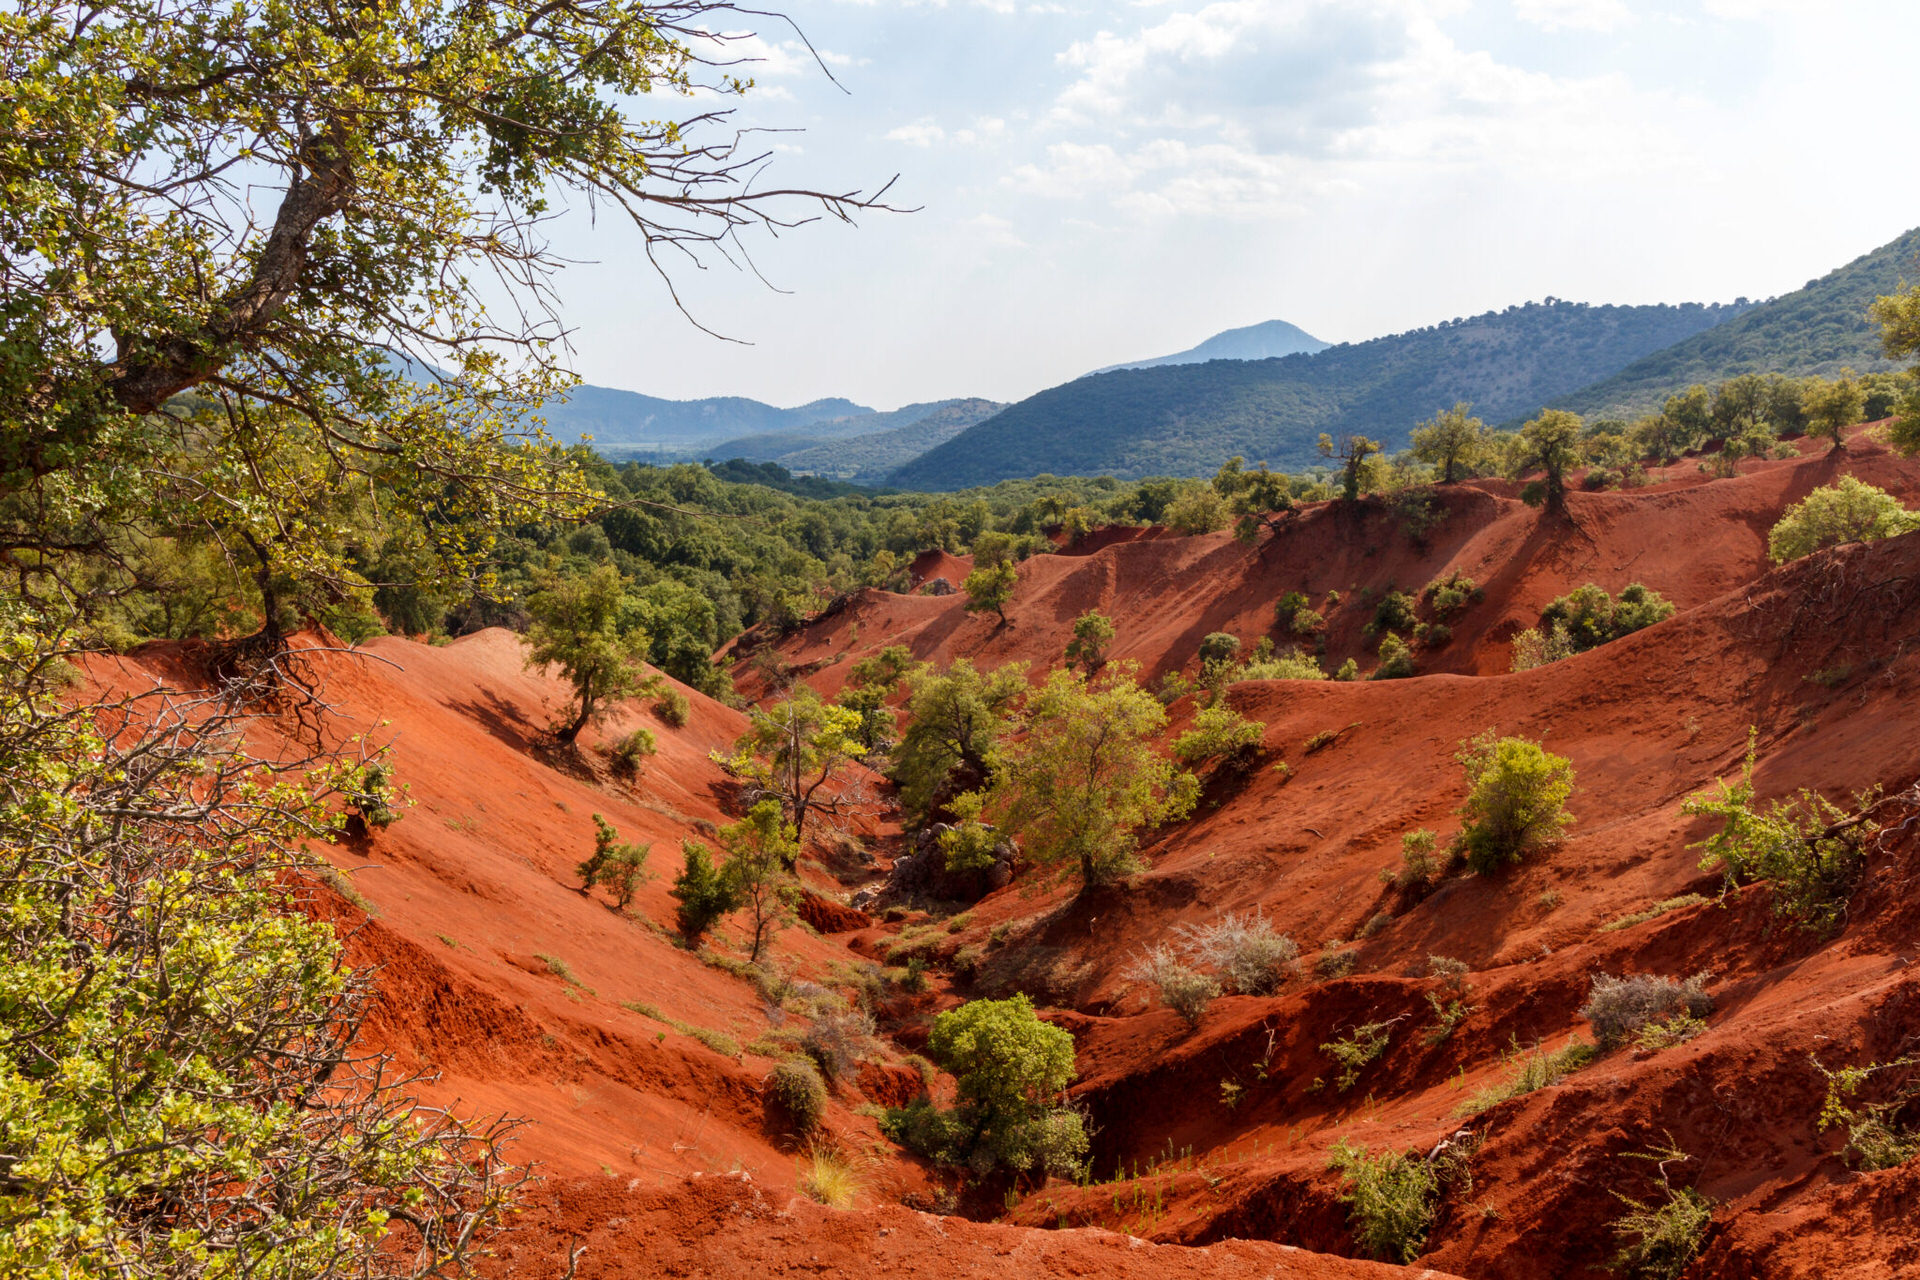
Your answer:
525;563;659;743
580;815;651;910
1424;571;1480;618
1456;731;1576;873
652;687;692;728
767;1058;828;1134
1871;283;1920;456
1766;477;1920;563
1275;590;1323;636
995;664;1198;887
1518;409;1584;506
838;643;921;749
886;995;1088;1177
1609;1143;1714;1280
1802;368;1867;447
1537;582;1675;653
1173;704;1266;767
890;659;1028;826
1389;828;1441;891
1164;483;1230;534
721;687;865;852
1812;1054;1920;1171
1508;620;1577;672
1197;631;1242;669
1372;632;1416;680
1326;1140;1441;1264
670;838;743;943
1064;610;1115;672
1320;432;1384;501
962;559;1019;622
936;790;1002;874
1321;1020;1395;1092
1682;734;1877;931
715;801;800;962
609;727;658;778
1239;648;1327;681
1457;1038;1599;1115
1213;456;1298;541
1410;403;1486;484
1372;590;1418;634
0;625;518;1279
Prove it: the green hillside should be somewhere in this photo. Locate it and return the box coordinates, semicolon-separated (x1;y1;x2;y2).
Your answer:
1553;227;1920;418
890;299;1749;489
764;398;1007;483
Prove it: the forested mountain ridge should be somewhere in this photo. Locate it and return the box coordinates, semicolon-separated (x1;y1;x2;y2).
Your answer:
890;298;1751;489
537;384;874;447
706;398;1009;483
1552;225;1920;418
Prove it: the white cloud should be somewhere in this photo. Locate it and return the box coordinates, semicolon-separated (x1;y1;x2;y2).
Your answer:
887;121;947;146
1015;0;1690;217
1512;0;1631;32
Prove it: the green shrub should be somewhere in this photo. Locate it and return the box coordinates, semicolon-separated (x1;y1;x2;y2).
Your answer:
1682;733;1876;931
1064;610;1115;672
1197;631;1241;670
1538;582;1675;654
1425;571;1480;618
1124;944;1220;1027
1327;1140;1440;1263
1315;947;1358;980
653;687;691;728
1333;657;1360;681
1455;731;1575;873
1173;704;1266;767
1165;485;1229;534
1508;621;1575;672
1609;1143;1713;1280
937;790;1003;874
1321;1020;1394;1092
767;1058;828;1134
1372;590;1418;634
1371;633;1416;680
579;815;650;909
1812;1054;1920;1171
1768;476;1920;562
670;838;742;942
886;995;1089;1178
609;727;657;778
1239;648;1326;680
1389;828;1440;891
1579;973;1712;1050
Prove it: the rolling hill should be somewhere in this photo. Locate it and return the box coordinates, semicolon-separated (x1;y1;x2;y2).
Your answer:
890;298;1751;489
1551;225;1920;418
703;398;1008;484
536;384;873;448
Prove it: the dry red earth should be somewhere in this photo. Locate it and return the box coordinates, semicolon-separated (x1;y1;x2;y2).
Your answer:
104;425;1920;1277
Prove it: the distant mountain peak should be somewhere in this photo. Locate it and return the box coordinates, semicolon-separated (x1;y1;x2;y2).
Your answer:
1093;318;1331;376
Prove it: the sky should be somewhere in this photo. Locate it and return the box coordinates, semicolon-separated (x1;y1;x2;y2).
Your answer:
538;0;1920;410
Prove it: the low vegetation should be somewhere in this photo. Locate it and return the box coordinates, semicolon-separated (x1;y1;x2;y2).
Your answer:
1321;1019;1396;1092
1608;1142;1714;1280
882;995;1087;1178
767;1058;829;1135
1683;733;1879;931
1579;973;1713;1050
1326;1140;1444;1264
1767;476;1920;563
1123;944;1221;1027
1455;731;1577;873
1458;1038;1598;1115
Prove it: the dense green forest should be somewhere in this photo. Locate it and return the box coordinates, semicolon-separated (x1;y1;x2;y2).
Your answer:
1553;227;1920;418
891;298;1752;489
